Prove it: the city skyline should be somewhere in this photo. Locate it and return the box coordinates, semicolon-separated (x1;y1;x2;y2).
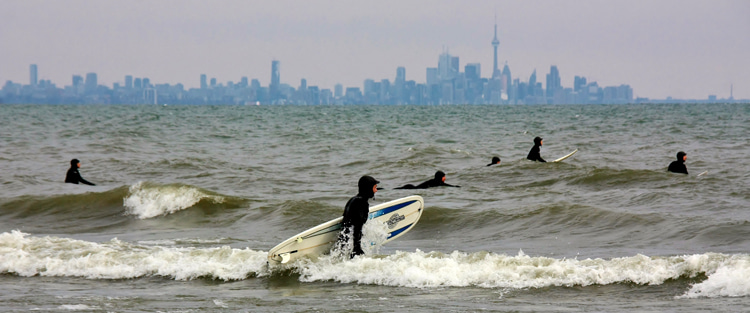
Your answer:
2;0;749;99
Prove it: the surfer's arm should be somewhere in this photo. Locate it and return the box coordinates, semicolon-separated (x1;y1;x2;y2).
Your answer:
79;177;96;186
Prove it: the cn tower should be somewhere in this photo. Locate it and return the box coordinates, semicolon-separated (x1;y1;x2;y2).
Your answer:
492;16;501;79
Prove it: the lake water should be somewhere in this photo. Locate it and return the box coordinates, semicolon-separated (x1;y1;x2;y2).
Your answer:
1;103;749;312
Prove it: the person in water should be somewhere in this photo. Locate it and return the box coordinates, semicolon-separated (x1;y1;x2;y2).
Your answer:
526;137;546;162
394;171;460;189
337;175;379;258
65;159;96;185
667;151;688;174
487;156;501;166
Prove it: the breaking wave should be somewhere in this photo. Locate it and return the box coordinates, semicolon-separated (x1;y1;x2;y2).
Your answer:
2;231;749;298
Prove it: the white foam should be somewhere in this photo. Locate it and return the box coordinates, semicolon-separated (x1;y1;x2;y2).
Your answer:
123;181;224;219
5;230;750;298
362;219;390;255
680;256;750;298
58;304;99;311
298;249;750;293
0;231;267;281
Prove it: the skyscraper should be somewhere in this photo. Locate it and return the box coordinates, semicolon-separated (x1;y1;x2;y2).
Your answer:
491;17;501;79
30;64;38;87
438;52;457;81
395;67;406;104
546;65;561;101
125;75;133;89
200;74;207;89
85;73;97;94
270;60;280;101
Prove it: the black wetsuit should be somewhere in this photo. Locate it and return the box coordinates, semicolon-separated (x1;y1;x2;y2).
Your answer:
395;171;460;189
65;165;95;185
337;175;378;258
668;152;688;174
65;159;96;186
527;137;546;162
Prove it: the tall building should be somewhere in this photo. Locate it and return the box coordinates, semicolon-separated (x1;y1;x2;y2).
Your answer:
491;17;501;79
85;73;97;94
395;67;406;104
465;63;481;81
438;52;457;81
270;60;280;101
426;68;439;86
546;65;561;101
200;74;207;89
72;75;83;87
125;75;133;89
30;64;38;87
574;76;587;92
334;84;343;98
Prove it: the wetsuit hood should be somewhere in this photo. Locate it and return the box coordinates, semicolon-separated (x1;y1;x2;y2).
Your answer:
676;151;686;162
70;159;80;167
534;137;543;146
357;175;379;199
434;171;446;181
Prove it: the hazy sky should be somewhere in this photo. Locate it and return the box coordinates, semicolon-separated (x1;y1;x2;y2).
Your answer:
2;0;749;99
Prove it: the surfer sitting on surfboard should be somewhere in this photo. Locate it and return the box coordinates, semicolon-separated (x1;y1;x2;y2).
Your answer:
336;175;379;258
394;171;460;189
667;151;688;174
526;137;546;162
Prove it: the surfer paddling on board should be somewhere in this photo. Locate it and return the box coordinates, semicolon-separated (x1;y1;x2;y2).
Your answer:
64;159;96;186
487;156;501;166
394;171;460;189
667;151;688;174
336;175;379;258
526;137;546;162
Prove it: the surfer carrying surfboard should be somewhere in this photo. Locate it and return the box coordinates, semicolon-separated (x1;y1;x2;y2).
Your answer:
336;175;379;258
526;137;546;162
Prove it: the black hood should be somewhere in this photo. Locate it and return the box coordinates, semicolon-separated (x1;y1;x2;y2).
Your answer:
676;151;686;162
70;159;80;167
357;175;379;199
434;171;446;181
534;137;543;146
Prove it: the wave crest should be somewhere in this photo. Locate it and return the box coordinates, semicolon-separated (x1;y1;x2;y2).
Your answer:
0;230;266;281
123;182;225;219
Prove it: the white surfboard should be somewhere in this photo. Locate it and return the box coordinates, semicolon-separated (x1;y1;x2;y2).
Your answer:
552;149;578;163
267;195;424;265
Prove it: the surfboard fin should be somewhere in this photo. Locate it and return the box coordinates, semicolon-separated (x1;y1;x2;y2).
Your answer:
280;253;291;264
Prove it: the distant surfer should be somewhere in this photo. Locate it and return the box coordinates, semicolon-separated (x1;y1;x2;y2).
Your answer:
65;159;96;185
336;175;379;258
487;156;501;166
667;151;688;175
394;171;460;189
526;137;546;162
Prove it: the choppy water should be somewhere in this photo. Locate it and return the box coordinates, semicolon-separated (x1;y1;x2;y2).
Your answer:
1;103;749;312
